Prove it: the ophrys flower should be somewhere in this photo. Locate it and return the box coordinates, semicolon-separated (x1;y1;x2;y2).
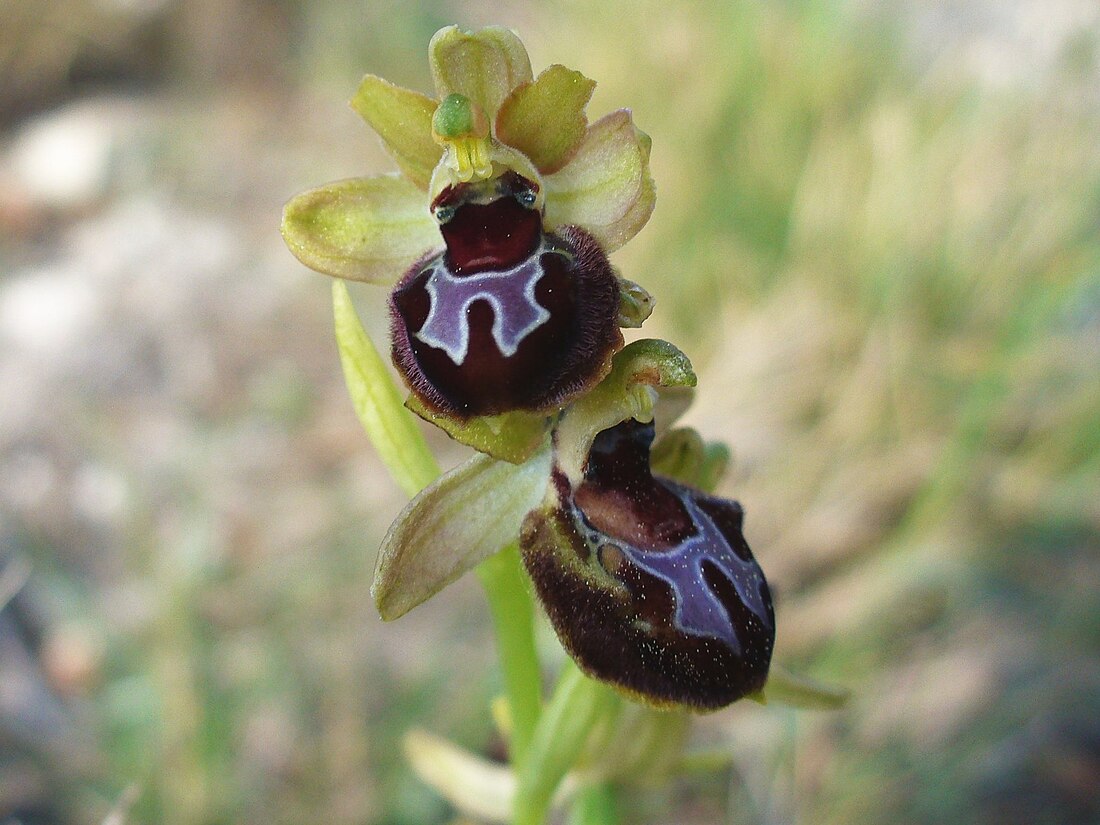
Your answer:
282;26;655;430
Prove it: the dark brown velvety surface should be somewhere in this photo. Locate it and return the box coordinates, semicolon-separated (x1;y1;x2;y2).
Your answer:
389;223;621;417
521;420;775;710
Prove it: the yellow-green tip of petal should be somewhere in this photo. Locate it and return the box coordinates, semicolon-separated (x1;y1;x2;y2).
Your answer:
432;93;493;182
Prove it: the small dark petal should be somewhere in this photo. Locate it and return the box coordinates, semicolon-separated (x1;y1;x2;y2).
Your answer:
390;223;622;418
521;418;775;710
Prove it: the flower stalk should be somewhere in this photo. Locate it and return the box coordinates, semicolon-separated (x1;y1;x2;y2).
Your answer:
287;26;846;825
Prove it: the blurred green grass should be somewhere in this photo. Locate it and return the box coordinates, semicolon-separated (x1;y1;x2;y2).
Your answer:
1;1;1098;823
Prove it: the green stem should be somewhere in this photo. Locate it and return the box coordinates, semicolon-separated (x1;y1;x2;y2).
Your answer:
333;281;543;765
476;544;543;768
514;661;618;825
567;783;620;825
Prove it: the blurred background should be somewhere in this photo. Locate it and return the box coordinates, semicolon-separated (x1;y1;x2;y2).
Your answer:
1;0;1098;823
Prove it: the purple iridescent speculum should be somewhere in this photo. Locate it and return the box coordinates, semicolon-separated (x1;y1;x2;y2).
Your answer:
390;173;622;418
521;418;775;710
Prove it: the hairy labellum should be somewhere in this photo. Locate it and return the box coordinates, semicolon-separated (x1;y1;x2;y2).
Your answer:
390;173;622;418
521;418;775;710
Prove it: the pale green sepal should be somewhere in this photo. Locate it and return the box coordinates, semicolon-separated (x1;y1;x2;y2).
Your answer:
544;110;655;253
350;75;442;190
616;277;654;328
283;175;439;284
555;339;696;483
373;446;552;620
429;26;533;120
495;64;596;175
406;394;552;464
602;173;656;253
332;282;440;497
404;729;576;824
651;429;731;493
758;665;850;710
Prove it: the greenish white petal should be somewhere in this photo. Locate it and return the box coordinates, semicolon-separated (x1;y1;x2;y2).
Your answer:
351;74;442;190
495;64;596;175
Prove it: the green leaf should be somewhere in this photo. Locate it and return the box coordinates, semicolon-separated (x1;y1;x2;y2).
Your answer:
496;64;596;175
350;75;442;189
429;26;533;120
544;111;656;253
283;175;439;284
332;281;439;497
406;394;552;464
372;446;552;620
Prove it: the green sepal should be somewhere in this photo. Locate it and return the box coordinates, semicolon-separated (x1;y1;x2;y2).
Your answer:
406;394;552;464
332;281;439;497
429;26;533;120
283;175;439;284
373;446;552;620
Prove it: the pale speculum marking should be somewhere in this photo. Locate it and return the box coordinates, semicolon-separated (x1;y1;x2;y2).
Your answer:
415;245;554;365
579;483;769;654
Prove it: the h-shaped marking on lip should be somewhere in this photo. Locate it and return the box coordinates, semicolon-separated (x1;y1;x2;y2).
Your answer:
415;249;552;365
580;484;770;654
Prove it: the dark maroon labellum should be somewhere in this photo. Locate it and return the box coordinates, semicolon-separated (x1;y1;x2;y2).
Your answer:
389;173;622;418
521;418;775;710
